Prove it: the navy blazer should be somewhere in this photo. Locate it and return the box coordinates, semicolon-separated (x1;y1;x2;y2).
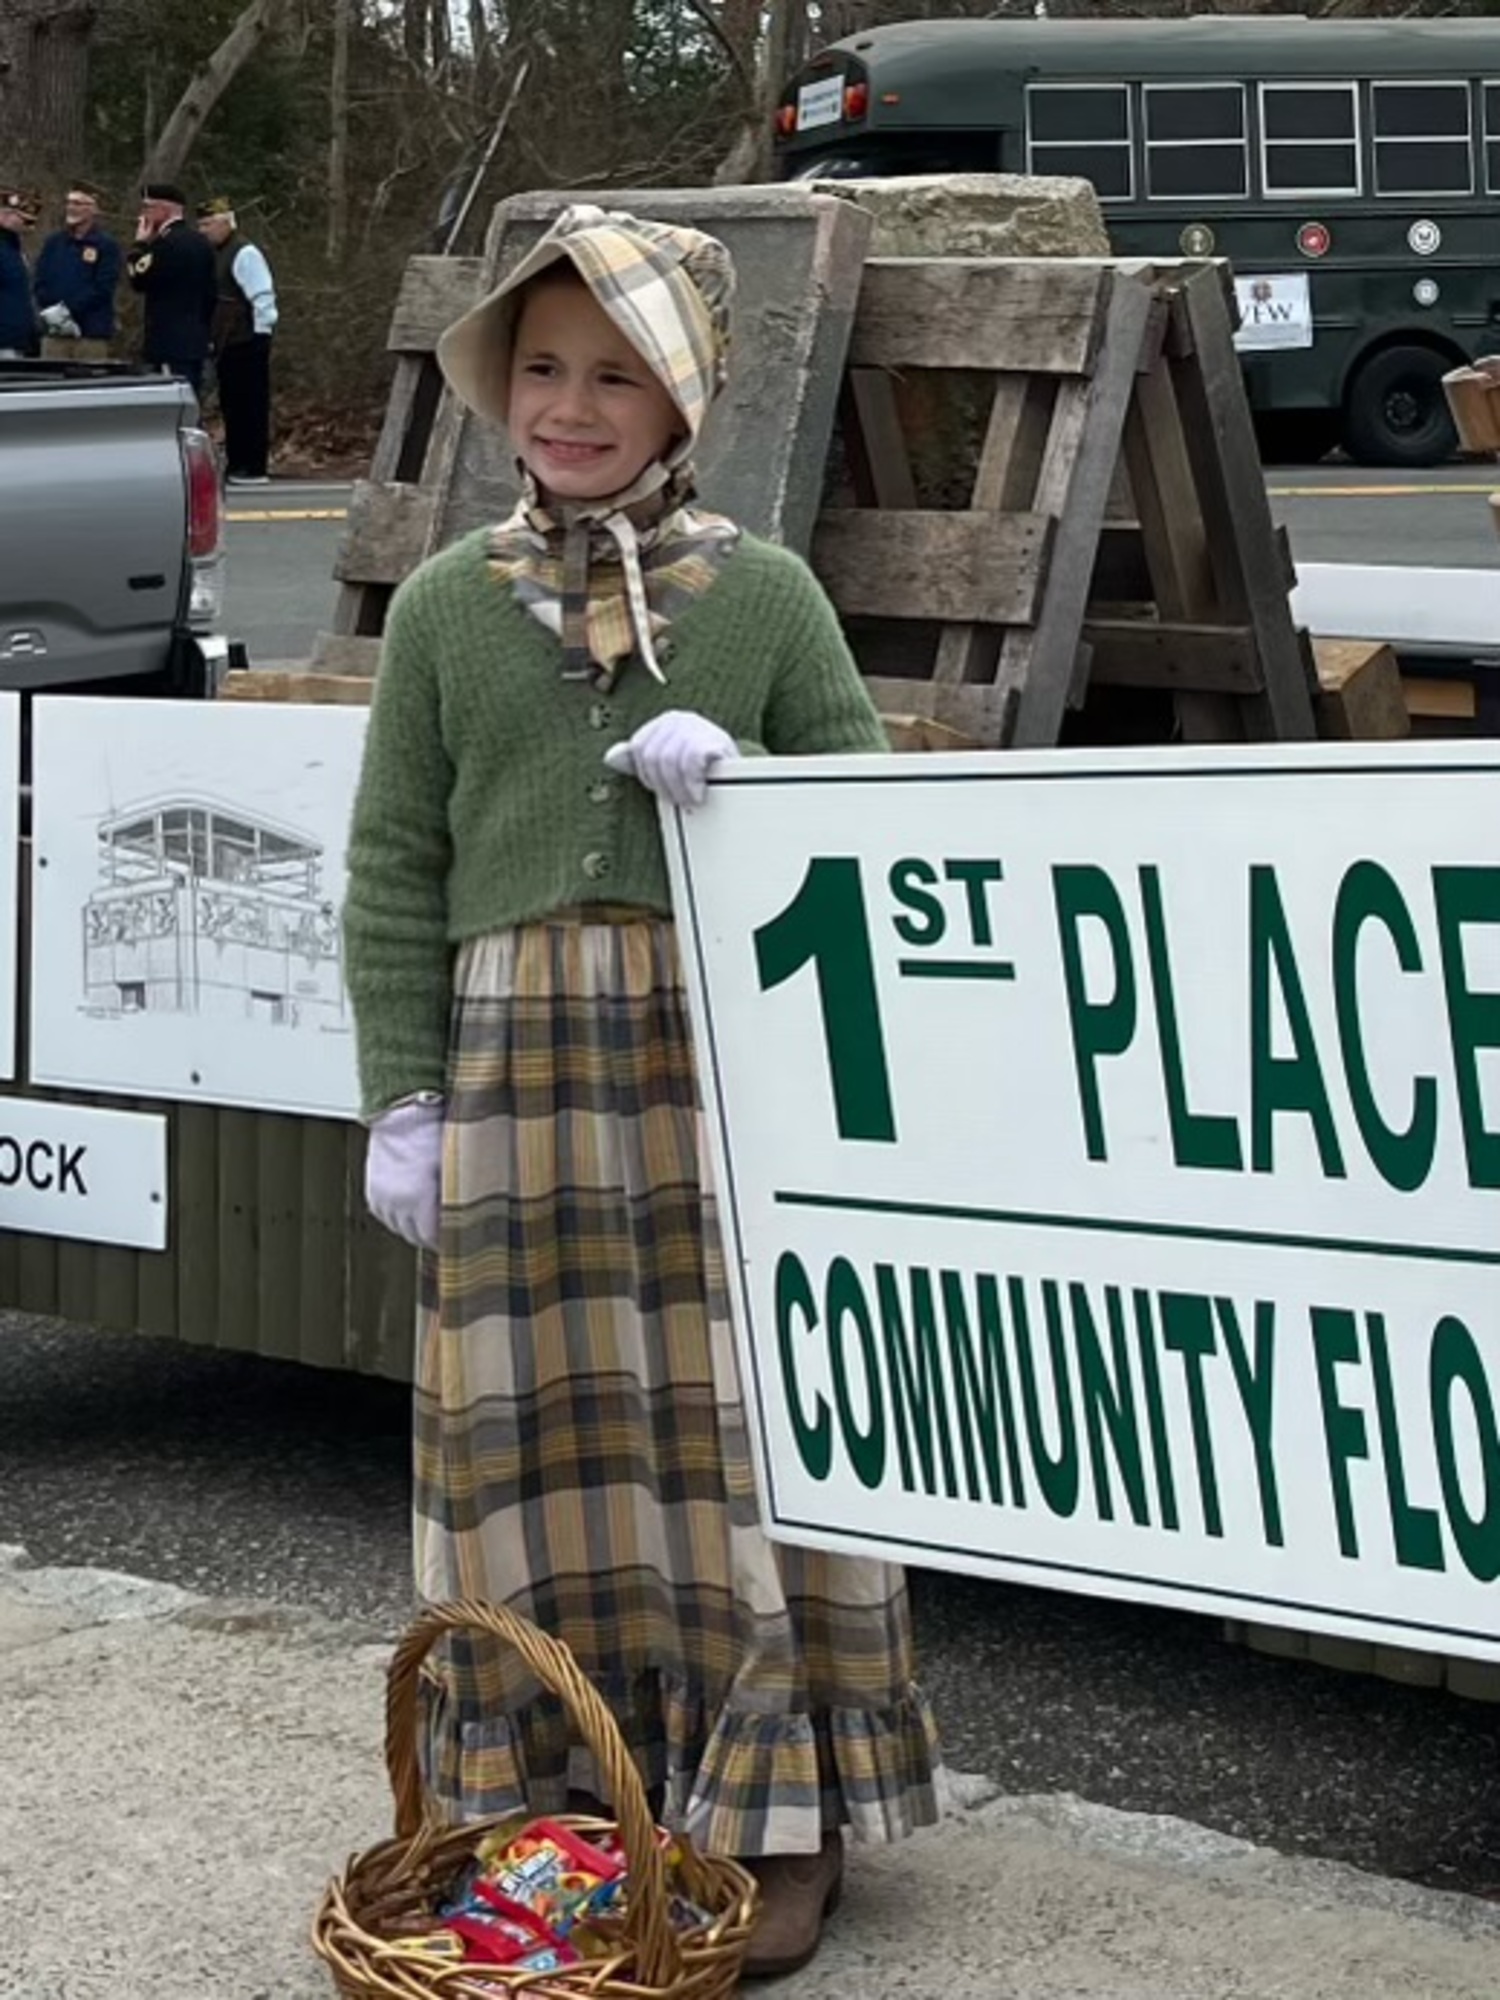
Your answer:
34;225;121;340
0;232;36;353
126;218;216;365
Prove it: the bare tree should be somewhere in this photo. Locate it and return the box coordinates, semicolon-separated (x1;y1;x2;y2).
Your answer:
139;0;297;184
328;0;353;263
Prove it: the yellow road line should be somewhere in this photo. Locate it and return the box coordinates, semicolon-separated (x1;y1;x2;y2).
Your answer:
229;488;1497;519
225;507;349;522
1267;481;1499;499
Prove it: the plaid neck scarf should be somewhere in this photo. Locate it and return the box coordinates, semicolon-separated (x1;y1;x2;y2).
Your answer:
486;460;740;688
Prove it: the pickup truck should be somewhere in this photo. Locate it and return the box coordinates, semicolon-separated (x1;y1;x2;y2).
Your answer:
0;360;229;697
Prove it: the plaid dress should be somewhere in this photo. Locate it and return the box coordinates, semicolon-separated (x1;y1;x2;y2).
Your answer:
413;914;941;1859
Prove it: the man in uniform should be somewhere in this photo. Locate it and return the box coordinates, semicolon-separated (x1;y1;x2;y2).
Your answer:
34;181;121;361
196;196;278;484
125;182;216;397
0;189;39;359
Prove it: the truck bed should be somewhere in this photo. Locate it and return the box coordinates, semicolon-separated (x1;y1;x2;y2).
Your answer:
0;363;218;691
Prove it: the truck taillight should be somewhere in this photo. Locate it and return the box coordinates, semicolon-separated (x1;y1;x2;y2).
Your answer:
844;81;869;121
182;427;221;560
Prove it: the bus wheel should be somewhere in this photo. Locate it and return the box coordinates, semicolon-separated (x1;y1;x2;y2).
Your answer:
1342;345;1458;468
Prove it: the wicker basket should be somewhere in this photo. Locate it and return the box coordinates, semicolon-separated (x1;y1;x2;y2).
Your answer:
312;1598;760;1999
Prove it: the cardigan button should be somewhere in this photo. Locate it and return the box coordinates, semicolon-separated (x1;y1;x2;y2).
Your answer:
582;851;611;881
588;701;613;730
588;780;613;805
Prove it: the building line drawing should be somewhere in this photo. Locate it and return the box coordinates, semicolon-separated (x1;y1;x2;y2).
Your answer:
80;794;347;1030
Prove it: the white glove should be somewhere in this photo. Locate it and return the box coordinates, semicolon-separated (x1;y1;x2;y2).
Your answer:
365;1098;444;1251
39;303;80;337
604;710;738;811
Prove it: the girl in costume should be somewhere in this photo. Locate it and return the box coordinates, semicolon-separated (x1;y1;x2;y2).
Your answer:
344;205;939;1977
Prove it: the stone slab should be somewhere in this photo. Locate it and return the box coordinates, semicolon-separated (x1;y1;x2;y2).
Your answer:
808;171;1110;260
428;186;874;559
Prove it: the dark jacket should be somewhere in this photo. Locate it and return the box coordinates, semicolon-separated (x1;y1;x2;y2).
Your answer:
0;230;37;354
126;218;216;365
34;224;121;340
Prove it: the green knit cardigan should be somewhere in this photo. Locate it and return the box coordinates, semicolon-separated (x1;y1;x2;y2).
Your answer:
343;527;888;1114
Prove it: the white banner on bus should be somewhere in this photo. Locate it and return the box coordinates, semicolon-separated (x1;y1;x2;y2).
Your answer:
666;744;1500;1662
1234;272;1314;352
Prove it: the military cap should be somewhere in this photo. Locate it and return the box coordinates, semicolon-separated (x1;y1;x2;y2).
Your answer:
67;179;106;205
140;181;188;206
196;195;235;219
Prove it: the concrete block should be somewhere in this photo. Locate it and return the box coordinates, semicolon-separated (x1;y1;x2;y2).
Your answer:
1240;1622;1311;1662
432;186;874;559
1307;1634;1378;1677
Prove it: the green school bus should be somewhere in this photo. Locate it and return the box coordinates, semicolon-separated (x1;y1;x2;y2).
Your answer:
773;16;1500;466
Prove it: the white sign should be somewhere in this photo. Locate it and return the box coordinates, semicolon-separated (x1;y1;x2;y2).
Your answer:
0;691;19;1081
29;697;368;1120
797;76;845;132
0;1097;166;1249
1233;272;1314;352
667;745;1500;1661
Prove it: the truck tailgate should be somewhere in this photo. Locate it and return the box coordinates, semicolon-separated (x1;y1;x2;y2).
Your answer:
0;374;194;687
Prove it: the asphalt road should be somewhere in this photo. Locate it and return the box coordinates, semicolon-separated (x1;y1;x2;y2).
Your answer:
223;467;1500;667
3;1310;1499;1902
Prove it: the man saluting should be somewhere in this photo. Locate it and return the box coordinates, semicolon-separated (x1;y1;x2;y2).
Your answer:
125;182;216;398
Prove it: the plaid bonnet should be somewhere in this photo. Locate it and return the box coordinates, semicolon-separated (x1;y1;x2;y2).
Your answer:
436;204;735;464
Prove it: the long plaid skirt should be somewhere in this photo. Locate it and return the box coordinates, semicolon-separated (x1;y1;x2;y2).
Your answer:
413;917;940;1859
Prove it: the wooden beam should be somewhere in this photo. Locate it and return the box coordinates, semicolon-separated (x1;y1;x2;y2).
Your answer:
852;259;1110;375
879;712;983;753
1312;637;1409;741
1402;676;1477;721
862;675;1017;747
813;510;1052;625
1169;266;1318;740
1084;620;1262;693
998;271;1163;747
219;672;375;705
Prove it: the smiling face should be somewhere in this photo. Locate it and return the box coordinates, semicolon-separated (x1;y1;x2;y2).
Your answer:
65;191;98;235
508;269;682;504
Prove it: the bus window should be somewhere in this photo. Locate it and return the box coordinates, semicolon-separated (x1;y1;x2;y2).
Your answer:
1026;84;1133;200
1371;81;1473;197
1144;85;1249;200
1259;82;1361;196
1480;82;1500;192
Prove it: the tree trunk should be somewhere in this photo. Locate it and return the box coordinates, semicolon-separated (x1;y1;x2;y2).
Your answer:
139;0;294;186
326;0;352;265
402;0;426;68
0;0;95;187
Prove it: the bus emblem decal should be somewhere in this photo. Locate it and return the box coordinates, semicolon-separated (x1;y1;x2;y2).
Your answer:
1408;219;1441;258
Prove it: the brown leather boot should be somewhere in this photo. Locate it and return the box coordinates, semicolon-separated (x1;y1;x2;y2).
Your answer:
742;1832;844;1979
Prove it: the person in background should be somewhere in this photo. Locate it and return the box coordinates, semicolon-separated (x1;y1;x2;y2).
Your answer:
196;196;278;485
0;189;39;359
125;182;216;397
34;181;120;360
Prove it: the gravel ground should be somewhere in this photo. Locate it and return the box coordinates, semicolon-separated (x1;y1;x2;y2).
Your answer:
3;1313;1498;1897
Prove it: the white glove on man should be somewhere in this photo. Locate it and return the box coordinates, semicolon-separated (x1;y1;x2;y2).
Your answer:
604;710;738;811
39;303;80;338
365;1097;444;1252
